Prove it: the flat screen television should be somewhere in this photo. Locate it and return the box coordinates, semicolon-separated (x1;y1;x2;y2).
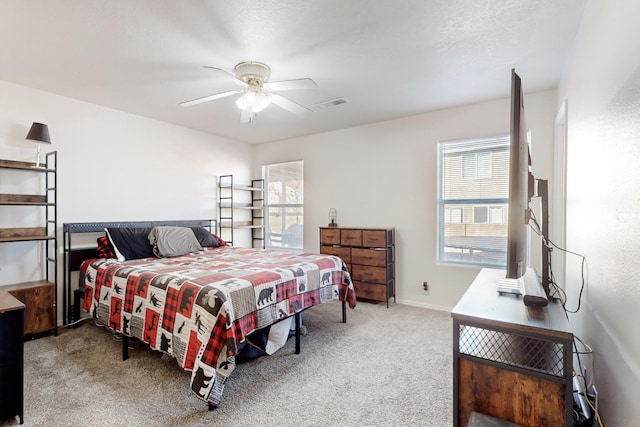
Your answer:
501;69;548;307
506;69;534;280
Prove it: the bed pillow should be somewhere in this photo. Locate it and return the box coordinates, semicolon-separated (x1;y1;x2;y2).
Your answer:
148;226;203;258
190;227;221;247
96;236;116;259
105;227;155;261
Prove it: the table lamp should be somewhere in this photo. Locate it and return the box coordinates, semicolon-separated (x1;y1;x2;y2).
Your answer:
25;122;51;168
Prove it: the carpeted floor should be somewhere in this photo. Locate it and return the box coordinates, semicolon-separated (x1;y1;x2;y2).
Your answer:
1;301;453;427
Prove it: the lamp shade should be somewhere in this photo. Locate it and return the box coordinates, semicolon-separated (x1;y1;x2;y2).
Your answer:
25;122;51;144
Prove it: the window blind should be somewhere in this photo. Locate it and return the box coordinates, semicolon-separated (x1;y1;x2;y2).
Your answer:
437;135;510;267
264;160;304;250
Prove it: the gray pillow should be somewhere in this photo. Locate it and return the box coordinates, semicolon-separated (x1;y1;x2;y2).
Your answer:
148;226;203;258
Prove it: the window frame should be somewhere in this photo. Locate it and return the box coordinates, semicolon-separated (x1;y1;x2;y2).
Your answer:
437;135;510;268
263;160;304;250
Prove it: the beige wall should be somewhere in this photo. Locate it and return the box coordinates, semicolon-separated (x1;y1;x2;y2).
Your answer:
0;80;252;322
252;88;557;311
2;4;636;421
558;0;640;424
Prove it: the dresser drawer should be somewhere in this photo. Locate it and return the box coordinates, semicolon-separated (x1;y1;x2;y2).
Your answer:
320;228;340;245
340;229;362;246
320;245;351;263
353;281;387;302
362;230;387;247
351;264;388;284
351;248;387;267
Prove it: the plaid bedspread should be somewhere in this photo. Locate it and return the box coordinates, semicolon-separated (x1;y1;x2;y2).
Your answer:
82;246;355;406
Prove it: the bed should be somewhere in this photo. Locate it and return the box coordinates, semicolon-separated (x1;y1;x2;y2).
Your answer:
62;220;356;409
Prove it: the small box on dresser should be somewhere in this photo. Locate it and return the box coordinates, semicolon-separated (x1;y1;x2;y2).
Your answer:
0;289;25;424
319;227;395;307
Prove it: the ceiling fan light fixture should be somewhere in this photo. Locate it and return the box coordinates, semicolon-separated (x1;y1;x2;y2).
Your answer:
235;88;272;112
182;60;314;122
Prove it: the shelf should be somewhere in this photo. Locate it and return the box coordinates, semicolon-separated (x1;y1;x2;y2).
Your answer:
219;221;259;228
0;202;55;206
0;227;54;242
219;202;263;210
0;153;57;338
218;175;265;248
219;183;263;192
220;224;263;230
0;236;55;243
0;193;55;206
0;159;55;173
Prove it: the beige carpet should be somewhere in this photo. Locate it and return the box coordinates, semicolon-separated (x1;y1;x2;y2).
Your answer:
1;301;453;427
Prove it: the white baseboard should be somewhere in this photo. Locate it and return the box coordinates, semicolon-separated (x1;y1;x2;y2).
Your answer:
394;298;452;313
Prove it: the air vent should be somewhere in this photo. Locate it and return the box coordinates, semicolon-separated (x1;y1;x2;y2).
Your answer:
313;98;350;110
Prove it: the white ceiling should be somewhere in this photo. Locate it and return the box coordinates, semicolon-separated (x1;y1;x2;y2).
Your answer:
0;0;587;144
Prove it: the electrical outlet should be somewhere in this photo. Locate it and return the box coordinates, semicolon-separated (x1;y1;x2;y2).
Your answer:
422;281;429;294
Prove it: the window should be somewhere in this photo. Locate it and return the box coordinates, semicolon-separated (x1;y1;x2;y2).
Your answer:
462;152;492;179
263;160;304;250
473;206;488;223
437;135;510;267
473;206;506;224
444;207;463;223
489;206;505;224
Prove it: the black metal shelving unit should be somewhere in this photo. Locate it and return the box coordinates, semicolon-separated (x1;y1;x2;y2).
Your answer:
218;175;265;248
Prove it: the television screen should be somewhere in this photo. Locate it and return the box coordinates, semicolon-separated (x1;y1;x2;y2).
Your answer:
505;69;534;280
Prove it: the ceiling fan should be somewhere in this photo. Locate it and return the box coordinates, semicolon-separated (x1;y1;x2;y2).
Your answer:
180;61;317;123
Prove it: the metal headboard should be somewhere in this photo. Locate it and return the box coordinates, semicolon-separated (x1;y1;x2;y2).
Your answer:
62;219;216;326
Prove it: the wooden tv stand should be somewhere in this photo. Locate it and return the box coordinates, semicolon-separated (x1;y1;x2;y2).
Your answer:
451;268;573;426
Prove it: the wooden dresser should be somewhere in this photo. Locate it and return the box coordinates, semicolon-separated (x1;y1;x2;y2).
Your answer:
319;227;395;307
0;289;25;424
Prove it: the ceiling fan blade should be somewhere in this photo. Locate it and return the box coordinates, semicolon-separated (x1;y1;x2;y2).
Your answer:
271;94;312;116
240;107;256;123
203;66;248;87
180;90;242;107
264;78;317;92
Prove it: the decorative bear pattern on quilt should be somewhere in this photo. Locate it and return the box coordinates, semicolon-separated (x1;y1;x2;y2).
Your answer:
82;246;356;406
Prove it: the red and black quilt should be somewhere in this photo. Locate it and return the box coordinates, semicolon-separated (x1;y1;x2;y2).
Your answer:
82;246;356;406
